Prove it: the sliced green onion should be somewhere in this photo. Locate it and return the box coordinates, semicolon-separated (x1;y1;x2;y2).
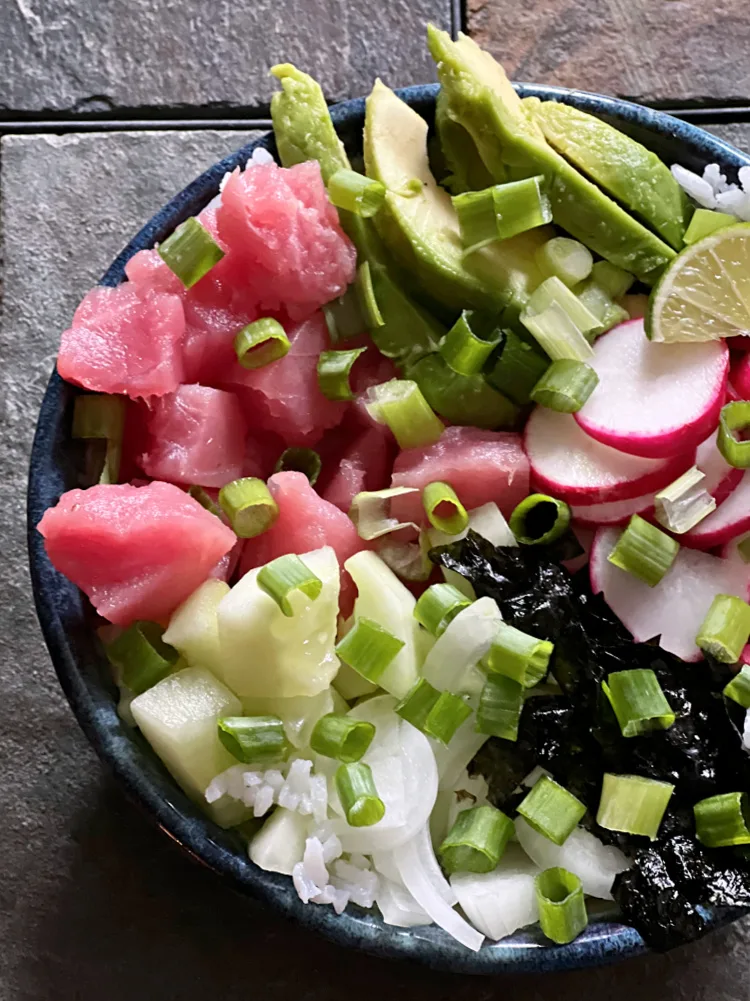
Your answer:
309;713;376;763
525;276;600;337
452;186;498;253
364;379;444;450
535;867;588;945
322;286;367;343
607;514;679;587
517;775;586;846
438;804;514;875
530;358;599;413
273;447;322;486
654;465;716;534
335;761;385;827
591;261;635;299
596;773;674;840
217;715;290;764
104;621;177;695
509;493;571;546
486;330;550;406
476;673;525;742
414;583;472;637
602;669;675;737
235;318;290;370
723;665;750;707
257;554;322;616
377;530;433;582
484;622;553;688
574;280;629;339
439;311;502;377
316;347;367;401
72;393;126;484
696;593;750;663
535;237;593;288
348;486;419;540
422;481;469;536
356;261;384;328
453;177;552;254
327;168;386;218
718;402;750;468
407;351;520;430
683;208;736;246
188;484;223;518
395;677;472;744
334;616;405;683
157;217;225;288
694;792;750;847
218;477;279;538
521;300;594;362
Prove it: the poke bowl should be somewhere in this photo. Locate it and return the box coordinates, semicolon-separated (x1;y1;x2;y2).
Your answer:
27;28;750;976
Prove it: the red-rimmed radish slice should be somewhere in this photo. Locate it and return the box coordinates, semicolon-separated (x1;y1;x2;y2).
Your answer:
695;430;743;506
571;492;655;527
525;406;692;504
731;352;750;400
590;525;749;661
682;469;750;550
575;319;729;458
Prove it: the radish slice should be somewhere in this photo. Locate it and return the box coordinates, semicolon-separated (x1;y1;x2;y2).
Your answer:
732;352;750;400
571;491;655;527
575;319;728;458
695;430;743;506
525;406;692;504
590;526;749;660
682;469;750;550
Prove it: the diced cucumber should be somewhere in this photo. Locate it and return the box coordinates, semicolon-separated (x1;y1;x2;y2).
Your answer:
249;807;309;875
162;578;229;674
334;660;378;701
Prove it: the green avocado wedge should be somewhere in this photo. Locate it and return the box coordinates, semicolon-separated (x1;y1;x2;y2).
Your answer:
435;88;497;195
364;78;552;314
406;352;520;429
427;27;676;283
528;98;691;250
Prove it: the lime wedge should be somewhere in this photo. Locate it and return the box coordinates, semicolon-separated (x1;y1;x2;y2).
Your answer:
647;223;750;342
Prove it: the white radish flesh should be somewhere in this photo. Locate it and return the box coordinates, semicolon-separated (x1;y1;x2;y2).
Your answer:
695;429;743;505
450;844;540;942
421;597;503;694
575;319;728;458
683;469;750;549
571;491;656;527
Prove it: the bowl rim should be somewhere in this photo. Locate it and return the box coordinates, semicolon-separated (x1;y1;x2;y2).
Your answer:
27;81;750;976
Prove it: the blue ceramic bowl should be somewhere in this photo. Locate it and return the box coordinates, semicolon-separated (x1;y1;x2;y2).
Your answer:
27;83;750;975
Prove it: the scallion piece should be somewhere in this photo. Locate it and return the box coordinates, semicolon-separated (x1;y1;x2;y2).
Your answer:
257;554;323;616
235;318;291;370
309;713;376;763
317;347;367;401
683;208;736;246
438;804;514;875
535;237;593;288
654;465;716;534
322;285;367;344
718;402;750;469
523;275;600;343
487;330;550;406
327;168;386;218
453;177;551;254
517;775;586;845
723;665;750;708
485;622;553;689
413;583;472;637
607;513;679;587
395;677;472;744
694;792;750;847
364;379;444;450
217;715;290;764
348;486;419;540
439;311;502;377
535;867;588;945
188;484;223;518
452;186;498;253
72;393;126;484
509;493;571;546
590;260;635;299
356;261;384;328
218;477;279;538
476;673;525;742
596;773;674;840
521;301;594;362
157;216;225;288
602;669;675;737
334;616;405;683
104;621;177;695
273;447;322;486
530;358;599;413
335;761;385;827
696;593;750;663
574;280;629;339
422;481;469;536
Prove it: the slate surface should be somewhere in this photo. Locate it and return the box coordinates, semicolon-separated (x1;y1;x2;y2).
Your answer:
0;0;453;115
2;124;750;1001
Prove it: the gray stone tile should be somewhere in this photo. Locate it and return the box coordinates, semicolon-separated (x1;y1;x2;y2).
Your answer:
0;0;452;114
706;123;750;156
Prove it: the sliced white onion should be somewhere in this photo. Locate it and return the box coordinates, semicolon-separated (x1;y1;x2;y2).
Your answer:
422;596;503;693
450;844;540;942
432;715;489;791
376;877;432;927
349;487;419;541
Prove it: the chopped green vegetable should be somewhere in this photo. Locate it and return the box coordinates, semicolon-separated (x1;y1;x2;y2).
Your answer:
683;208;736;246
517;775;586;845
596;773;674;840
438;804;514;874
413;583;472;637
217;715;290;764
158;217;225;288
696;594;750;664
105;620;178;695
484;622;553;688
439;310;502;377
509;493;571;545
235;318;291;370
364;379;444;449
72;393;127;484
453;177;551;254
422;481;470;536
327;168;386;217
535;237;593;288
591;260;635;299
530;358;598;413
602;669;675;737
718;402;750;468
218;477;279;538
335;616;405;683
407;352;520;430
322;286;367;343
694;792;750;847
348;486;419;541
395;677;472;744
723;665;750;708
335;761;386;827
487;330;550;406
273;447;322;486
654;466;716;535
317;347;367;401
257;554;323;617
309;713;376;763
607;514;679;587
476;672;524;741
535;867;588;945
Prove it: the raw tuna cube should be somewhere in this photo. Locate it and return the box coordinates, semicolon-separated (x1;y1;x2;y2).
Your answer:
37;481;236;625
317;424;395;513
243;429;286;480
140;385;247;488
390;426;530;525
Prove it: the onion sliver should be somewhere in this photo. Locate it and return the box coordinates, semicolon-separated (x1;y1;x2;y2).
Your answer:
450;844;540;941
422;597;503;693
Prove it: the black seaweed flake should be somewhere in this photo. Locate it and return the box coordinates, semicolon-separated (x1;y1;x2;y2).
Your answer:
431;531;750;950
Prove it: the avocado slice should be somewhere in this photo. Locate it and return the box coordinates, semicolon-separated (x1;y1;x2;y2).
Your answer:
427;27;675;283
528;98;691;250
435;88;497;195
406;352;520;429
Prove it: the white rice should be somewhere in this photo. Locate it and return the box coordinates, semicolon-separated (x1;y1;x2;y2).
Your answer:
672;161;750;219
204;757;327;821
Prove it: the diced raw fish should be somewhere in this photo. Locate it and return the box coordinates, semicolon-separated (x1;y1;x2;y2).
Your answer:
318;425;395;513
37;481;236;625
243;429;286;480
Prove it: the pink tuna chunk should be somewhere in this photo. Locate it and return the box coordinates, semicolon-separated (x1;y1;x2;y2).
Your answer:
139;385;247;488
238;471;366;614
58;284;185;399
390;426;530;525
217;160;357;320
37;481;236;625
318;424;395;513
